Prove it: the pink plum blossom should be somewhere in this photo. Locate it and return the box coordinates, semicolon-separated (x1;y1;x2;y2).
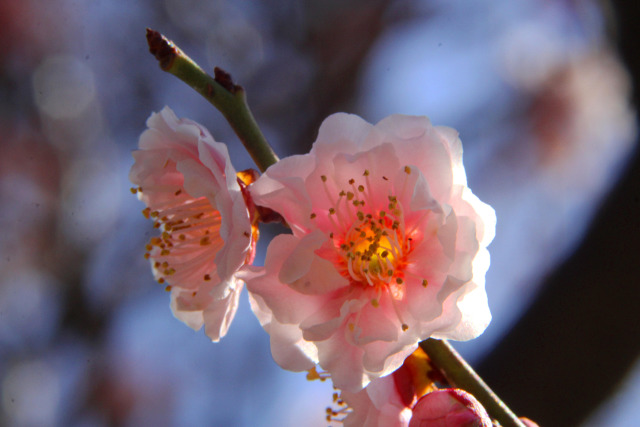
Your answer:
129;106;256;341
338;347;436;427
338;348;492;427
243;113;495;391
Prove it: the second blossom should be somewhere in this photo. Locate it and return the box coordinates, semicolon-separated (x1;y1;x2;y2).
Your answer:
243;113;496;392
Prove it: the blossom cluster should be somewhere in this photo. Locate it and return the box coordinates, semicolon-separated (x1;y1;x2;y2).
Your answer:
130;106;496;425
335;347;492;426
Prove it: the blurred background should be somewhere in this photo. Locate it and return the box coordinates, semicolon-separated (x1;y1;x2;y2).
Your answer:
0;0;638;426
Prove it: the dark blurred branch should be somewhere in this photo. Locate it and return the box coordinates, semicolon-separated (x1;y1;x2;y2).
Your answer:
477;2;640;425
296;1;390;152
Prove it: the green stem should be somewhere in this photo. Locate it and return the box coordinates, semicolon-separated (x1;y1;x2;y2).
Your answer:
146;29;279;173
420;339;526;427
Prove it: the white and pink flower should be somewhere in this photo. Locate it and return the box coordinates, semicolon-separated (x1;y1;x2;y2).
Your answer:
129;106;257;341
243;113;495;391
341;382;493;427
338;348;492;427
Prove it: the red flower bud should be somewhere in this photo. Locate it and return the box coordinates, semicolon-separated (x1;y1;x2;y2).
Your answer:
409;388;492;427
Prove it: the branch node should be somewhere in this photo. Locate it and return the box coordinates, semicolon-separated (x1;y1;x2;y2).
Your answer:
214;67;239;94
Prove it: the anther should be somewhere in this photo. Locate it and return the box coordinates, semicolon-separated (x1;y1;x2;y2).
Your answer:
310;213;317;219
422;279;428;288
165;285;172;292
130;187;137;194
321;175;327;182
402;323;409;331
396;277;403;284
174;189;182;196
204;274;211;281
404;166;411;174
363;169;370;176
306;366;332;382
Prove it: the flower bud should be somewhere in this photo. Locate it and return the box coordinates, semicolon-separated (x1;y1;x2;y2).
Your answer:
519;417;540;427
409;388;491;427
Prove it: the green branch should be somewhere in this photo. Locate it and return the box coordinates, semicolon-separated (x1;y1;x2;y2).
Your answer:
146;29;278;173
420;339;526;427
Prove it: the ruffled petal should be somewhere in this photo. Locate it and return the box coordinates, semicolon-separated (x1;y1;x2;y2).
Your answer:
248;290;317;371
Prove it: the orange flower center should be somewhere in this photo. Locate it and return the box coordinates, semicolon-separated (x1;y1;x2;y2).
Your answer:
340;207;408;291
132;169;258;290
309;167;431;322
